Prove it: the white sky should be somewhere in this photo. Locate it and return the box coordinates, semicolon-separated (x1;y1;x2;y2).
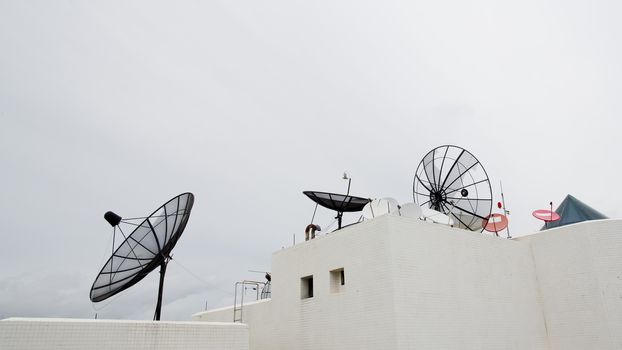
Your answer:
1;0;621;320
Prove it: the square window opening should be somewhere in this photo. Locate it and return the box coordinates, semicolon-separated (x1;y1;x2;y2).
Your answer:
301;275;314;299
330;268;345;293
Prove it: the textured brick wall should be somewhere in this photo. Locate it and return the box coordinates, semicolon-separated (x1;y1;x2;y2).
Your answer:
0;318;248;350
193;299;273;350
520;219;622;350
199;215;549;349
270;216;399;350
388;216;549;349
195;216;622;350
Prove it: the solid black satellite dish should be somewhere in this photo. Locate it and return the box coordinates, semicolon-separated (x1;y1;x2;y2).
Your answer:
90;192;194;320
303;191;370;229
413;145;492;231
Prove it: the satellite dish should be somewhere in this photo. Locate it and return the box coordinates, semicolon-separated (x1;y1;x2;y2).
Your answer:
90;192;194;321
362;198;400;219
393;202;423;219
532;209;560;222
421;207;454;226
303;191;370;229
413;145;492;232
482;213;509;233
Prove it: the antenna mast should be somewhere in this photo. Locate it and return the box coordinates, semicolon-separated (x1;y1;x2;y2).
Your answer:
499;181;511;238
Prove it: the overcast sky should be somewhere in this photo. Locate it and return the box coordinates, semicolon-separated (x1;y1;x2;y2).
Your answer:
1;0;621;321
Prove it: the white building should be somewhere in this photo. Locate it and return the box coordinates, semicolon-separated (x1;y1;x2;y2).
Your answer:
193;214;622;350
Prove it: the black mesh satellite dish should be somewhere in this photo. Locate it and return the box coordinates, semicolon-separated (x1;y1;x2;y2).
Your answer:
90;192;194;320
413;145;492;231
303;191;370;229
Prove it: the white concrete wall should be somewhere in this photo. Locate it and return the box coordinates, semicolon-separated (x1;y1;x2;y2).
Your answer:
0;318;248;350
519;219;622;350
193;299;273;350
388;216;549;350
197;215;551;350
193;215;622;350
196;217;400;350
269;216;400;350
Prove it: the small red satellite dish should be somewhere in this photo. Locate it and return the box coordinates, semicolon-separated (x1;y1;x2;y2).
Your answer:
482;213;508;232
497;202;502;209
532;209;560;222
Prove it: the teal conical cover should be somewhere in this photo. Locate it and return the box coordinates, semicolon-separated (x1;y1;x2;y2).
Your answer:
541;194;607;230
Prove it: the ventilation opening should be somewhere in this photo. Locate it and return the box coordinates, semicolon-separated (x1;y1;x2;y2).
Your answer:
330;268;345;293
301;275;314;299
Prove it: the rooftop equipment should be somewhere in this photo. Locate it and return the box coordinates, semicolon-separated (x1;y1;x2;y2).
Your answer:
538;194;607;230
362;198;400;219
482;213;509;237
303;191;369;229
90;192;194;321
393;202;423;219
413;145;493;232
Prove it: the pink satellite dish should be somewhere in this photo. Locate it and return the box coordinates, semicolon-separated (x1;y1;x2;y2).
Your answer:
482;213;508;233
532;209;560;222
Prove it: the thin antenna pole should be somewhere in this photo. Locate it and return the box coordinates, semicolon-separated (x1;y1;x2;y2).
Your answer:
110;227;116;285
310;203;318;224
500;181;511;238
112;226;116;256
346;178;351;196
339;173;351;229
336;212;343;230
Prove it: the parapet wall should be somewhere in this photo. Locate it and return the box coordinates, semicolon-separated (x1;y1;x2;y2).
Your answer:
194;216;622;350
193;299;273;350
388;216;549;349
518;219;622;350
0;318;249;350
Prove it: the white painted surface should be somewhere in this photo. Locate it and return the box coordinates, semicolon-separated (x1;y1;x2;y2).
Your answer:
362;197;400;219
420;207;454;226
194;299;273;350
0;318;248;350
518;219;622;350
198;215;575;349
393;202;422;219
388;216;548;349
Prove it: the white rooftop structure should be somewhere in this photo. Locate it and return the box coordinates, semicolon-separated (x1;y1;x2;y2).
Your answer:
0;318;248;350
193;215;622;350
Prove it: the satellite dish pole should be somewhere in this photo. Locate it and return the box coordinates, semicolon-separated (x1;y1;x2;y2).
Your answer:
337;172;351;229
499;181;511;238
343;172;351;196
154;256;170;321
547;201;553;229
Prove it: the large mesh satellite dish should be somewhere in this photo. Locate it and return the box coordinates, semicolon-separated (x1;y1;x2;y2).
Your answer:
90;192;194;320
413;145;492;231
